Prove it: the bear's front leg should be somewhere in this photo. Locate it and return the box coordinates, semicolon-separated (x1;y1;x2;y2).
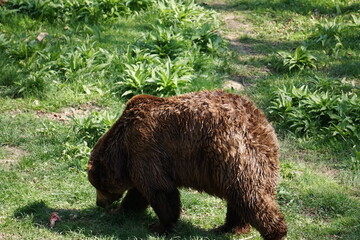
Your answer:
118;188;149;213
148;188;181;235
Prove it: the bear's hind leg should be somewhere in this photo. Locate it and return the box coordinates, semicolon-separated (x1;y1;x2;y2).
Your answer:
119;188;149;213
148;188;181;235
213;203;251;235
245;195;287;240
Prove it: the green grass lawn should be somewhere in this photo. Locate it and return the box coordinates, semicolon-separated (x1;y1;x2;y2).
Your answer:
1;0;359;239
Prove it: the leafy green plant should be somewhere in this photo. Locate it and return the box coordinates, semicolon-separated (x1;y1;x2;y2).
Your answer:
71;110;118;147
7;0;60;21
6;0;148;23
0;55;26;97
15;67;53;98
115;57;193;98
139;26;191;59
152;0;223;54
347;150;360;172
313;17;346;56
278;46;317;72
147;58;194;96
183;23;224;53
62;110;120;172
116;62;152;98
120;47;161;65
268;80;360;143
308;75;353;94
312;15;360;56
125;0;154;11
155;0;217;28
5;37;41;60
0;33;11;52
112;0;225;99
314;17;344;46
62;141;91;171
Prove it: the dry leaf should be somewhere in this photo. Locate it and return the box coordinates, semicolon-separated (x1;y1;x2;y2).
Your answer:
36;32;49;42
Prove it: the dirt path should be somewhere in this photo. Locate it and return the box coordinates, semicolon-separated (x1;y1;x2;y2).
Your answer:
204;1;270;91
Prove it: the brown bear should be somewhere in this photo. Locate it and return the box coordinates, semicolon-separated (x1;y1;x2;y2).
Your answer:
88;90;287;240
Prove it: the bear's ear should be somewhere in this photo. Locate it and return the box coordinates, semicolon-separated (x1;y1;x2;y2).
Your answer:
87;157;101;190
87;161;94;172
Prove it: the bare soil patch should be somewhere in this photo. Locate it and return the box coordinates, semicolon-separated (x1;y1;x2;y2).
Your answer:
6;103;105;123
35;103;104;123
0;146;29;167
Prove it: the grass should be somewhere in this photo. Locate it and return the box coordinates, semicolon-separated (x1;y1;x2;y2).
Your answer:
1;0;360;239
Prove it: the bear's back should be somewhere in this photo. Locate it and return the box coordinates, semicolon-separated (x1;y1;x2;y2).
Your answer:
122;91;279;196
123;91;279;165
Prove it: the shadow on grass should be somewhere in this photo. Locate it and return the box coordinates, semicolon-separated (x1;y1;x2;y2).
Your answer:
225;36;301;82
201;0;360;15
13;200;231;239
224;33;360;84
327;58;360;78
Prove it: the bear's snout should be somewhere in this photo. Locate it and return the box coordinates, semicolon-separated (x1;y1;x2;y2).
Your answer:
96;189;122;208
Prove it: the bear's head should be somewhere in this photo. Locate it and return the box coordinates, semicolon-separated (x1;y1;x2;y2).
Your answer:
88;157;125;208
88;126;131;208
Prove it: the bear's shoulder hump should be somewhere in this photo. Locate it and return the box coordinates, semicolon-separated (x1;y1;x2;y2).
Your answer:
126;94;164;107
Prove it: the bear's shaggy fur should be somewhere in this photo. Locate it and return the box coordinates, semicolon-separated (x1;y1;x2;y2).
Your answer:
88;90;287;240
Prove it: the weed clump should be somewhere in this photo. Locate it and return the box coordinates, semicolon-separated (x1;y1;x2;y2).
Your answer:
268;76;359;144
277;46;317;72
6;0;154;23
112;0;227;98
0;0;227;100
